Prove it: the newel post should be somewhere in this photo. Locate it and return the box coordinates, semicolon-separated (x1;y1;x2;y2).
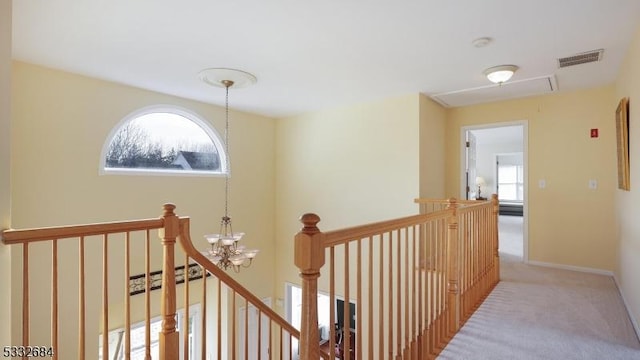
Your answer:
294;213;325;360
159;204;180;360
491;194;500;284
446;198;460;337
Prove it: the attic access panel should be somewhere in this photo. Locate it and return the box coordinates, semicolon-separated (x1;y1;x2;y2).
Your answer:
430;75;557;108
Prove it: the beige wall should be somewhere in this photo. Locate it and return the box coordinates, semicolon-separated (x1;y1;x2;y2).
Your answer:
0;0;12;346
419;94;446;198
446;86;617;271
10;62;277;355
274;94;422;299
614;24;640;332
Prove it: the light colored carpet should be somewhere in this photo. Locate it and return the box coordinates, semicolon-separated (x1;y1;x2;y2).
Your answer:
437;255;640;359
498;215;523;259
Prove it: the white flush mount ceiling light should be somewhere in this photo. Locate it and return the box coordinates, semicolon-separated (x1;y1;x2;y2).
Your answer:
483;65;519;84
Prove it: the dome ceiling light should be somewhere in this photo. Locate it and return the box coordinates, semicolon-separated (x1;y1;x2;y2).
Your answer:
483;65;519;84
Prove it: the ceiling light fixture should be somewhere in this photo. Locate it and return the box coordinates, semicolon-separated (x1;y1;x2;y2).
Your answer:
472;37;493;48
483;65;518;84
198;68;258;272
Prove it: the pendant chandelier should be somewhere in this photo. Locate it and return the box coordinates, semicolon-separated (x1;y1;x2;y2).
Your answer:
199;68;259;272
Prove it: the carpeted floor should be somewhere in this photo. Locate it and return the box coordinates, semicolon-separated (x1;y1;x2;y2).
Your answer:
497;215;523;259
437;217;640;360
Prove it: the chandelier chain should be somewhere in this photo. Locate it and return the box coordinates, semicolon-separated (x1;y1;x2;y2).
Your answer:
224;82;230;220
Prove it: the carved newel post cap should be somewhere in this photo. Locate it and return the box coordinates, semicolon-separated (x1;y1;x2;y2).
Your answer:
295;213;324;272
163;203;176;215
299;213;321;233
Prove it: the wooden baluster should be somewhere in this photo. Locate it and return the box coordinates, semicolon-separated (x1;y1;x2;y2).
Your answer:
257;309;262;360
294;213;325;360
232;291;237;360
396;229;401;359
356;238;362;360
22;243;29;355
102;234;109;360
417;224;424;359
145;230;151;360
368;236;374;360
279;328;284;360
201;265;207;360
78;237;86;359
344;242;350;360
159;204;180;360
329;247;335;360
124;233;131;360
446;198;460;338
51;239;58;360
404;227;409;359
427;223;434;356
183;254;190;360
378;234;384;360
388;232;393;360
217;278;222;360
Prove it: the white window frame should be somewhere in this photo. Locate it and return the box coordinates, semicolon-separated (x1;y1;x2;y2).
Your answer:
99;105;228;177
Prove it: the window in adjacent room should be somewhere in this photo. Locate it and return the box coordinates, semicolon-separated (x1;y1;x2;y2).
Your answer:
101;106;227;176
497;154;524;201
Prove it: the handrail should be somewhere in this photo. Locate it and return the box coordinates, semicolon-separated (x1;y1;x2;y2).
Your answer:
176;217;301;337
457;201;491;212
322;211;452;247
414;198;481;205
2;218;164;244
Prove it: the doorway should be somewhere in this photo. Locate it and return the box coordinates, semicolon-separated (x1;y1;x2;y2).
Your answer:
461;121;528;262
238;298;272;360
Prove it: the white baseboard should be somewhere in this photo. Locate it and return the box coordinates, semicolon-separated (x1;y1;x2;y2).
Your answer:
526;260;614;277
613;275;640;342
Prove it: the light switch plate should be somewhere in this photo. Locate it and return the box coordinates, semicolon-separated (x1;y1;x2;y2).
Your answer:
539;179;546;189
589;179;597;189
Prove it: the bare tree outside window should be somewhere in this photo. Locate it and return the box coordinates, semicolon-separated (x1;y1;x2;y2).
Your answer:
102;110;225;174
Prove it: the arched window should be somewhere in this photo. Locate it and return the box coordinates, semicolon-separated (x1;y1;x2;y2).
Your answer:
100;106;227;176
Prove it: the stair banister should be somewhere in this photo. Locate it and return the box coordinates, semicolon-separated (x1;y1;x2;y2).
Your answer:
294;213;326;360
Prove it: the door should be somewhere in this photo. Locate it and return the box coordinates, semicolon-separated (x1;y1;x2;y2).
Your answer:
465;131;477;200
238;298;271;359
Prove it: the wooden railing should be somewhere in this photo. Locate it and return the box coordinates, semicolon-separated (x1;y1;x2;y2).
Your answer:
294;196;500;360
2;204;300;360
2;198;498;360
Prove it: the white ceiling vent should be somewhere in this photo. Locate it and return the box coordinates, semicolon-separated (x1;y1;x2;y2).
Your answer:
558;49;604;68
430;75;557;108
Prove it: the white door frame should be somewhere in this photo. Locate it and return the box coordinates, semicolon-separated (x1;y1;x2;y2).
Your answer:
459;120;529;262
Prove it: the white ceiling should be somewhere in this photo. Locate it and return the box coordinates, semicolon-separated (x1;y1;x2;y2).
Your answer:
11;0;640;118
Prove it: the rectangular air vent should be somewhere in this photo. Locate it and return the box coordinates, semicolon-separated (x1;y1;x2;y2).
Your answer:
558;49;604;68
